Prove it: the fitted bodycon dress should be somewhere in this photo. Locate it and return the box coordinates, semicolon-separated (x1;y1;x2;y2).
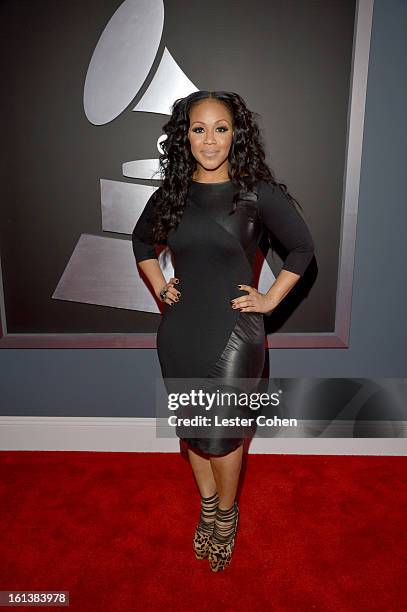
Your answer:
132;179;315;456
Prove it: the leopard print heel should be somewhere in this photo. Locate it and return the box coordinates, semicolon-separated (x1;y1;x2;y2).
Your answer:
193;491;219;560
208;501;239;572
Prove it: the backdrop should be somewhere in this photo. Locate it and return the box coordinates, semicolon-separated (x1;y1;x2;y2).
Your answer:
0;0;357;338
1;0;406;440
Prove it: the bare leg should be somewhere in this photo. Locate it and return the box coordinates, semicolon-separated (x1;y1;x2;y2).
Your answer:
210;443;243;509
189;446;219;558
187;447;217;497
205;443;242;571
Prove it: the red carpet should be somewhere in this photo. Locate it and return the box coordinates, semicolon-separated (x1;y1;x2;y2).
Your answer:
1;450;406;611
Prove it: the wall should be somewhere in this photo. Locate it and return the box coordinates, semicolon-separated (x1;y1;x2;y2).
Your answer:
0;0;406;419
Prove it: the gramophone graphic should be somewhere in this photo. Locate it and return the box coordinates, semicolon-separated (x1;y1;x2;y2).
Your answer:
52;0;276;314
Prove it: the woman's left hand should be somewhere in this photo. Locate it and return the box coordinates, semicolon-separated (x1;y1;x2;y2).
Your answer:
231;284;274;314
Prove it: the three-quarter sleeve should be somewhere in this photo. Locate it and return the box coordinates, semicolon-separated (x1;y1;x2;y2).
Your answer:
131;188;163;264
258;182;315;276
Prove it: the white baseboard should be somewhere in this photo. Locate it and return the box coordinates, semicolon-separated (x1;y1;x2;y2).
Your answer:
0;417;406;455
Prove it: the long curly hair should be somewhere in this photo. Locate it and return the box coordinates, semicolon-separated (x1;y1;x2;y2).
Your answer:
152;90;302;243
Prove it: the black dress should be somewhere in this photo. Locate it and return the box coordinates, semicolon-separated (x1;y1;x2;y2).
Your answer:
132;179;314;456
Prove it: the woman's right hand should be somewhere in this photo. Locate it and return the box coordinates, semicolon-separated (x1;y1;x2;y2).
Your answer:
156;277;181;305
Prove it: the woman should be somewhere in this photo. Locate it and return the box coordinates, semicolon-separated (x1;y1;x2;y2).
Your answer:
132;91;315;572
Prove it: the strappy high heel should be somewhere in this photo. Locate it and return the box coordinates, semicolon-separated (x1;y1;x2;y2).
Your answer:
208;501;239;572
193;491;219;559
